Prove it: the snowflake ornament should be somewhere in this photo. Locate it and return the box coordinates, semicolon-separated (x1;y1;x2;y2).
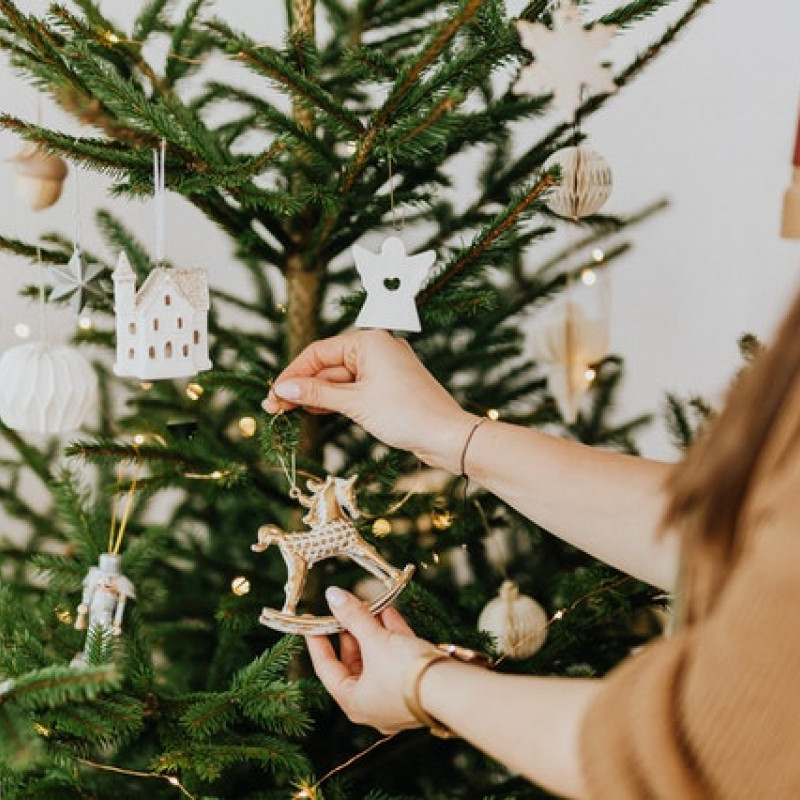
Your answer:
514;0;618;119
48;247;108;314
353;236;435;332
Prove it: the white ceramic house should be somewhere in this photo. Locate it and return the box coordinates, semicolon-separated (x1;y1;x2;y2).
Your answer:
113;252;212;380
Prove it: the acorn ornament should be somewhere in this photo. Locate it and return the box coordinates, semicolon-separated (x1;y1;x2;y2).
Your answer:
543;146;612;219
10;143;68;210
478;580;548;660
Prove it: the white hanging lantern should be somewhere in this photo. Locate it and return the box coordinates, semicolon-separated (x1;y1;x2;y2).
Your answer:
10;143;68;211
478;580;548;660
543;146;612;218
0;341;98;434
529;299;609;423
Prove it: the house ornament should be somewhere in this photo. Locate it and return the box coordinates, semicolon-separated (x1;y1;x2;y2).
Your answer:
112;251;212;380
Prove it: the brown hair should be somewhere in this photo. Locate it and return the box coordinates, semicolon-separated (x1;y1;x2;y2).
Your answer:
664;286;800;618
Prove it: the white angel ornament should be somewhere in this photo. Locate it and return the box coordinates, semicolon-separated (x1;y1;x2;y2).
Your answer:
353;236;435;332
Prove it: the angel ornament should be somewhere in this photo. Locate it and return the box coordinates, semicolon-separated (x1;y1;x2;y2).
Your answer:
353;236;435;332
252;474;414;634
71;553;135;666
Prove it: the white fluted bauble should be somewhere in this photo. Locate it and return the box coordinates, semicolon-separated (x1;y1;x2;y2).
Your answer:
543;146;612;218
0;342;98;434
478;581;548;660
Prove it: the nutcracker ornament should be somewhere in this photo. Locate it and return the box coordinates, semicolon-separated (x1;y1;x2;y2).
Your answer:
71;553;135;667
252;474;414;635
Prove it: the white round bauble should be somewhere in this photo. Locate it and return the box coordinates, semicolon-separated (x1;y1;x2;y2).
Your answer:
542;146;612;218
478;580;548;660
0;342;98;434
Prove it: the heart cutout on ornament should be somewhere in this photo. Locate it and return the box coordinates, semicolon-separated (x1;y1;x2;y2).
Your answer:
383;277;401;292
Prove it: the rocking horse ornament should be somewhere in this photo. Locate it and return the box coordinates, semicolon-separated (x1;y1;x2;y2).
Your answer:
253;474;415;635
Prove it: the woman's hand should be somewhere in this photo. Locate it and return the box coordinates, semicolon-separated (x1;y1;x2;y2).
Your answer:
305;587;437;734
262;329;477;473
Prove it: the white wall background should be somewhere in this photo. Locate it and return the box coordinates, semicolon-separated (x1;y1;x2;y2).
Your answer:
0;0;799;460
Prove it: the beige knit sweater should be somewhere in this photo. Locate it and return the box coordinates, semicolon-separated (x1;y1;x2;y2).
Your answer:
580;385;800;798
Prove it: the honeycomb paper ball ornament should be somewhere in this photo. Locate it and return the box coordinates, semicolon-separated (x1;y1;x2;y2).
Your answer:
0;342;98;434
10;143;68;211
478;581;548;660
543;146;612;218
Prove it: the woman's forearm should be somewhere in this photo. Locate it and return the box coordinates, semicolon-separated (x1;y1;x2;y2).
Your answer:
420;658;602;799
463;420;678;590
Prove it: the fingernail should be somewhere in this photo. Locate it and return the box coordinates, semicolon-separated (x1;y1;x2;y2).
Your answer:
274;381;300;401
326;586;348;609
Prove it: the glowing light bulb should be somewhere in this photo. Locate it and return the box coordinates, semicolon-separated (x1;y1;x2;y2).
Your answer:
431;509;454;531
78;316;93;331
487;408;500;421
592;248;605;263
140;381;153;391
13;322;30;339
55;607;73;625
553;609;566;621
211;470;223;480
186;383;204;400
238;416;257;437
231;576;251;596
580;268;597;286
133;433;147;445
372;518;392;537
584;367;597;382
105;31;120;44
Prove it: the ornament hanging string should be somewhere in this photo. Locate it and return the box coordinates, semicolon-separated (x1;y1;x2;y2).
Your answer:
154;139;167;267
37;247;48;345
108;456;142;555
387;150;404;232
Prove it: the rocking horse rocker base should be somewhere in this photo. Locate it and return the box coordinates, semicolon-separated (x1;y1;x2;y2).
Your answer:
253;474;416;636
258;564;415;635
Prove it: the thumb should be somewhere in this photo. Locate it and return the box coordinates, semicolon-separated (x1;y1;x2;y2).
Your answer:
326;587;385;642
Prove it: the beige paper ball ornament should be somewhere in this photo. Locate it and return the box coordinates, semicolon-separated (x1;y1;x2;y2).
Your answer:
0;341;98;434
10;143;68;210
543;146;612;218
478;580;548;660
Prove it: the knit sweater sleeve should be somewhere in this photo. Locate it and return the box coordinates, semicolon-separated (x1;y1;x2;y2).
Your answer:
579;447;800;799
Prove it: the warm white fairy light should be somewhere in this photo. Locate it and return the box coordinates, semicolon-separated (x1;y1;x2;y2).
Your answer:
431;508;454;531
372;518;392;537
592;248;605;263
133;434;147;446
584;367;596;382
486;408;500;421
78;316;93;331
238;416;257;438
231;576;251;596
55;607;73;625
104;31;120;44
580;267;597;286
186;383;204;401
140;381;153;391
13;322;30;339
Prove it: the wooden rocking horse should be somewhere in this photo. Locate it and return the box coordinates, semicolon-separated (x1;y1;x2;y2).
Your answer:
252;474;414;634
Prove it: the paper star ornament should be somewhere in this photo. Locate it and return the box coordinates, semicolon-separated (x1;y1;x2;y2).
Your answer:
514;0;618;118
48;247;108;313
353;236;435;332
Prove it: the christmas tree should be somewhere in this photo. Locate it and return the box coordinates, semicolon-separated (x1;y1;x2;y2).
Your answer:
0;1;707;797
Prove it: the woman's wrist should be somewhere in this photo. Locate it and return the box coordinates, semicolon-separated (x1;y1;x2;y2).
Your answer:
414;412;486;475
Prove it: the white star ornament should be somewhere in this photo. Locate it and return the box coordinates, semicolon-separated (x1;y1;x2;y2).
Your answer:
514;1;618;119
